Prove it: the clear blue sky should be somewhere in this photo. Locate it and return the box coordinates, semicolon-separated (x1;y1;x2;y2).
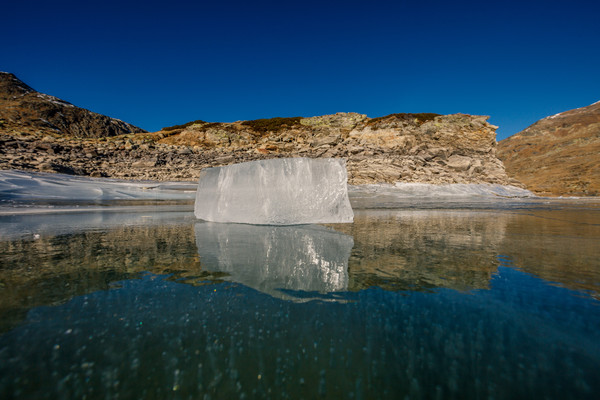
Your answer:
2;0;599;140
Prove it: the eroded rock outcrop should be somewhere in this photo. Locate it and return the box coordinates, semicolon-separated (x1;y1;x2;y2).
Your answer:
0;112;515;184
1;72;515;185
152;112;515;185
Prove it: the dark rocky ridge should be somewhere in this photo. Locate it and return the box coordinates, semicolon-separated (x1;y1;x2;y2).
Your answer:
0;72;146;138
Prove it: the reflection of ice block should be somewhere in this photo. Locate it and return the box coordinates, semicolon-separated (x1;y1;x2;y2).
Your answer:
194;158;354;225
194;222;354;300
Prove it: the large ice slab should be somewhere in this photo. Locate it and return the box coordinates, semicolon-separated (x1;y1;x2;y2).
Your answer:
194;158;354;225
194;222;353;300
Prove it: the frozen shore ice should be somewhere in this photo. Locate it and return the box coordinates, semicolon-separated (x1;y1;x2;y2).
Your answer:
348;182;537;209
0;170;196;202
194;158;354;225
3;168;580;218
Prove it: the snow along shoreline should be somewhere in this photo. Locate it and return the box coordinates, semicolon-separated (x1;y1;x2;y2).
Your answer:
0;169;544;216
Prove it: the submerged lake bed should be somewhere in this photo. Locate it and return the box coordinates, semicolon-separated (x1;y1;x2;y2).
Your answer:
0;175;599;399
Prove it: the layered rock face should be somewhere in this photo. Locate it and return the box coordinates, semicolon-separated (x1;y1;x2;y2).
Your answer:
497;101;600;196
151;112;514;185
1;112;514;184
0;72;145;138
1;72;514;185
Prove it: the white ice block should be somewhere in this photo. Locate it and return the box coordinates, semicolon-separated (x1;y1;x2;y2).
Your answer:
194;158;354;225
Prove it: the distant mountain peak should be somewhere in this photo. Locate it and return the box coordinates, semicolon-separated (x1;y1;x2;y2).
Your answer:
0;72;36;97
0;72;146;137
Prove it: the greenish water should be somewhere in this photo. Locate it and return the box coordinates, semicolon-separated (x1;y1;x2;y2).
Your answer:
0;205;599;399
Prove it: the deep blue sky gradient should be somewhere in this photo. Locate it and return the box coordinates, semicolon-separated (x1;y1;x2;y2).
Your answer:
2;0;599;140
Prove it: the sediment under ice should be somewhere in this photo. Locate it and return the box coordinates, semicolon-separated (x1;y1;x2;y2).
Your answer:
194;158;354;225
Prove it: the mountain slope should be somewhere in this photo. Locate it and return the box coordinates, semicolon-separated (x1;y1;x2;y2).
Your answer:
1;111;516;184
0;72;146;137
1;72;516;186
497;101;600;196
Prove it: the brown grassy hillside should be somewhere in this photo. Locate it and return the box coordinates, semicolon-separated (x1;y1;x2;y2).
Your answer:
497;101;600;196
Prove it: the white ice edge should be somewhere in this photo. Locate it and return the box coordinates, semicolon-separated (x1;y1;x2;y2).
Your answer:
349;182;537;198
0;169;197;202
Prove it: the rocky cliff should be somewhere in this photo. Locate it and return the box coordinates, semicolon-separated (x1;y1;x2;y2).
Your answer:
1;72;516;185
0;72;146;138
1;112;515;185
154;112;515;185
497;101;600;196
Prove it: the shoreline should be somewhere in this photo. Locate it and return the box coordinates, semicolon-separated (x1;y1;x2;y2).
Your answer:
2;169;599;218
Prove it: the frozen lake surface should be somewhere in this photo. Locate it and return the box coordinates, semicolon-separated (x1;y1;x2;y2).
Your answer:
0;169;543;215
1;171;599;399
